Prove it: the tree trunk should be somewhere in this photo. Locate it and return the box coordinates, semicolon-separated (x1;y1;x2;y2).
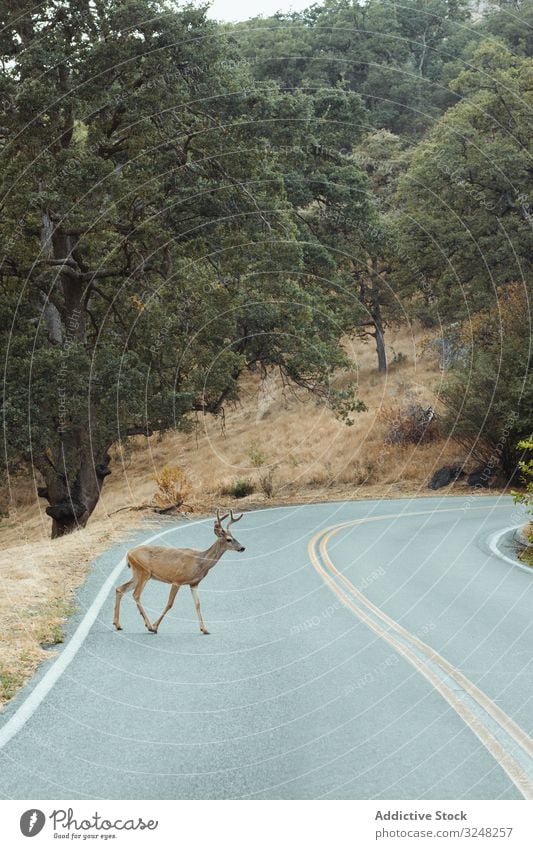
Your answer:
358;262;388;374
37;437;112;538
369;267;387;373
373;322;387;374
36;215;111;537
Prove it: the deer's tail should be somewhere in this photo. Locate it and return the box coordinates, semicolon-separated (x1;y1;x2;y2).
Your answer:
126;550;151;578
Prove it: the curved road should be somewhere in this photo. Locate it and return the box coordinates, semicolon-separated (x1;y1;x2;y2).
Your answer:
0;495;531;800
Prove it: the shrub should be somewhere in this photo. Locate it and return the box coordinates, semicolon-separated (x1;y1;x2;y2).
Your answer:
248;439;267;468
223;479;255;499
153;465;192;507
512;439;533;544
381;403;439;446
439;286;533;481
390;348;408;367
259;468;275;498
246;440;276;496
337;460;376;486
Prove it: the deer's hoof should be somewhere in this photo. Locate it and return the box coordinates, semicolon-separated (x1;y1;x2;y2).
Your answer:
201;629;210;635
114;625;122;631
148;626;158;634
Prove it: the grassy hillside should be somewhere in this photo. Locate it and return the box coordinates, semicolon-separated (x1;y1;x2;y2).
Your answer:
2;327;457;534
3;325;493;543
0;325;501;706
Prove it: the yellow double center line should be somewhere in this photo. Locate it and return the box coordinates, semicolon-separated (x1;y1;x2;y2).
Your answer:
307;506;533;799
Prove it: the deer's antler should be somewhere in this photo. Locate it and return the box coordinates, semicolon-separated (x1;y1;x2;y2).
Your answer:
228;509;243;528
216;507;230;526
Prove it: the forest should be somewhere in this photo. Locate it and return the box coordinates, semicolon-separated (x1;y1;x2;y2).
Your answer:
0;0;532;538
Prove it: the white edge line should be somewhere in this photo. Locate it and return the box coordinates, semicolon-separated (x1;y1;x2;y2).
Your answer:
488;525;533;576
0;499;519;750
0;518;209;750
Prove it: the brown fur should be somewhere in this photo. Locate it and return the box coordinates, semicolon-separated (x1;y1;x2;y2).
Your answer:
113;511;245;634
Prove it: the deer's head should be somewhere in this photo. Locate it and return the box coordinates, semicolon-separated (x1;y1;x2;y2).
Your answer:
214;508;246;552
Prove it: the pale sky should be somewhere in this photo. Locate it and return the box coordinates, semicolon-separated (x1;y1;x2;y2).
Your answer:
196;0;312;22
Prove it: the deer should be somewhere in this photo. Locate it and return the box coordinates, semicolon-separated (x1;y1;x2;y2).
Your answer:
113;509;245;635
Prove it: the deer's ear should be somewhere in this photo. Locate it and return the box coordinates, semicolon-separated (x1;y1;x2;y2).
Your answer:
214;523;224;537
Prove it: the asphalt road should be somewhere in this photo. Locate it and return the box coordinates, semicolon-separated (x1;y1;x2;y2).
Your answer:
0;495;531;800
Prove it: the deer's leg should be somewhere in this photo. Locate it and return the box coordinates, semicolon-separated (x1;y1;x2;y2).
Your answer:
113;577;136;631
132;572;155;632
190;585;209;635
151;584;180;633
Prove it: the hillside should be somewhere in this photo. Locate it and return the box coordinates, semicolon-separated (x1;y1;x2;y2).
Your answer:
1;324;503;706
3;325;482;544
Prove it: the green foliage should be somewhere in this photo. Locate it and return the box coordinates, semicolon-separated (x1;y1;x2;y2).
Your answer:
248;441;267;468
439;288;533;479
329;388;368;426
1;0;531;532
481;0;533;57
49;625;65;646
0;668;25;701
231;0;472;135
0;0;368;533
396;41;533;319
512;439;533;537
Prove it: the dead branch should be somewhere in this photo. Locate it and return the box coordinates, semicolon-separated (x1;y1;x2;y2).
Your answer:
108;502;193;517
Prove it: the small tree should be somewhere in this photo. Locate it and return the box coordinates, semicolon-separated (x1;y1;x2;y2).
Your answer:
153;466;192;510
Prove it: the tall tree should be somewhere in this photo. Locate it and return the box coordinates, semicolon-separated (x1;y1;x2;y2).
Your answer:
0;0;363;536
231;0;472;135
395;40;532;319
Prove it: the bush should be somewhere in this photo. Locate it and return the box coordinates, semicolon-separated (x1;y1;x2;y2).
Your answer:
390;348;408;367
259;468;275;498
512;439;533;543
381;403;439;445
224;479;255;499
153;465;192;507
440;286;533;481
248;439;267;468
244;439;276;497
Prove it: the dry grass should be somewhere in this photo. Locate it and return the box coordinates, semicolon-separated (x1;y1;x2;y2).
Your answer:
90;324;467;507
0;325;500;706
520;548;533;567
0;512;141;706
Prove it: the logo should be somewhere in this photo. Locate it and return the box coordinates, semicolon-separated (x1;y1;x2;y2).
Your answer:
20;809;46;837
